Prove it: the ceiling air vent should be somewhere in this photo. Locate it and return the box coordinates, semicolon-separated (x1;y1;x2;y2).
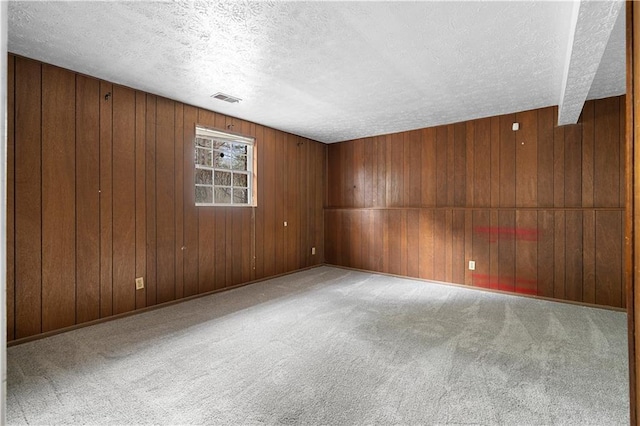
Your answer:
211;92;242;104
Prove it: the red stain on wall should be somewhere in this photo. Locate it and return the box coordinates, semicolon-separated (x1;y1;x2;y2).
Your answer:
471;273;537;295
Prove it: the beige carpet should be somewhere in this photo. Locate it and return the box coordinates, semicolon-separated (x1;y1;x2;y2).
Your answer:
7;266;629;424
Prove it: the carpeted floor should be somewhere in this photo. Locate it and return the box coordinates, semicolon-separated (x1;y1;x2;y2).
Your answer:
7;266;629;425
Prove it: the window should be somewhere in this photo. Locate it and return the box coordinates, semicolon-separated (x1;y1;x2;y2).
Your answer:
194;126;255;206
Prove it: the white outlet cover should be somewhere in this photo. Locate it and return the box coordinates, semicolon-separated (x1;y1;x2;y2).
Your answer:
468;261;476;271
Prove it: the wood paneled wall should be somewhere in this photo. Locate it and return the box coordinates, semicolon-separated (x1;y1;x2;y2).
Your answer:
326;97;626;308
6;54;326;341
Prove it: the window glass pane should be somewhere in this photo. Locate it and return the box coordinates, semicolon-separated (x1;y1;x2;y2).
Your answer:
230;144;247;156
233;173;248;188
213;151;232;169
215;187;232;204
231;155;247;171
233;188;248;204
195;186;213;204
213;141;232;151
195;169;213;185
196;148;212;166
195;126;254;206
196;137;211;148
214;171;231;186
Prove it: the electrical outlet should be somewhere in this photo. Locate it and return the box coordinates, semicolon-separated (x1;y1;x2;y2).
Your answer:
312;247;316;255
468;261;476;271
135;277;144;290
284;221;288;227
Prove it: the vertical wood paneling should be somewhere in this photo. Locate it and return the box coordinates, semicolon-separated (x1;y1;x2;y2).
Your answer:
490;117;500;208
145;95;157;307
327;143;341;207
619;95;626;208
174;103;184;299
583;211;596;303
465;122;475;208
263;128;276;276
564;211;583;301
564;125;582;208
446;126;455;206
462;210;473;285
284;135;300;272
353;138;365;208
554;211;566;299
444;210;453;283
474;118;491;207
342;141;354;207
135;92;147;308
404;131;421;207
213;209;225;290
553;113;565;207
499;114;516;207
472;211;490;288
99;81;114;317
155;98;176;303
596;211;623;306
372;210;384;271
75;75;100;323
255;125;266;277
14;57;42;338
381;209;390;273
489;211;499;288
324;210;337;265
111;86;136;315
7;54;15;340
225;208;233;286
363;137;376;208
8;53;627;343
453;123;466;207
497;210;515;292
350;210;362;270
182;105;199;296
537;107;554;207
376;136;387;207
418;210;435;279
8;54;329;341
436;126;448;207
537;211;554;298
452;210;465;284
274;132;285;274
242;208;252;282
421;128;436;207
41;65;76;332
407;210;419;277
232;209;243;284
515;211;537;295
386;134;403;207
338;210;353;266
594;97;621;207
388;210;405;275
515;110;537;207
582;101;595;207
361;210;372;271
433;210;446;281
299;138;310;268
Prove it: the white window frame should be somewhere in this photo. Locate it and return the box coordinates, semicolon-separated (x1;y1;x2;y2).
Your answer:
195;126;255;207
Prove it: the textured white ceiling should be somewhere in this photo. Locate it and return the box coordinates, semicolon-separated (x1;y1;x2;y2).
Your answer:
557;0;623;124
8;1;626;143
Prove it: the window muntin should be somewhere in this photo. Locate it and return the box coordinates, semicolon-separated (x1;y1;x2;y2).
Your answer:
195;126;254;206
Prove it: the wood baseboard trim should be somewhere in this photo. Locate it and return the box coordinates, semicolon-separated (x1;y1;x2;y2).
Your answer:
324;263;627;313
7;264;323;347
